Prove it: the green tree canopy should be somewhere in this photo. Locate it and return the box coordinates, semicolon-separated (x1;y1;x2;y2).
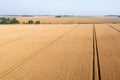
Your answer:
0;17;19;24
10;18;19;24
35;21;40;24
27;20;34;24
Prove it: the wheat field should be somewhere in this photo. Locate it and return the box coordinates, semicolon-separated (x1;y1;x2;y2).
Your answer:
17;17;120;24
0;24;120;80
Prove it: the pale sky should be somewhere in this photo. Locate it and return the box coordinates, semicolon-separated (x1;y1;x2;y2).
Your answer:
0;0;120;15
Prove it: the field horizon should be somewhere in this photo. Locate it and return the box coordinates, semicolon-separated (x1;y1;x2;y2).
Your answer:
1;0;120;79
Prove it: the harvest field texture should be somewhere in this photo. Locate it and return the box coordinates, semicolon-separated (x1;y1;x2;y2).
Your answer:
17;17;120;24
0;24;120;80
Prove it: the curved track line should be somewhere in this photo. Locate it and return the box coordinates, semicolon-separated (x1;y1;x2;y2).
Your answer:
0;25;59;36
0;27;58;47
107;25;120;32
0;30;28;36
0;25;78;79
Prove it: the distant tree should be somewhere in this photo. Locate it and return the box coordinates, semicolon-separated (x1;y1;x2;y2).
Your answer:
55;16;61;18
1;18;9;24
0;17;19;24
28;20;34;24
23;22;26;24
0;19;2;24
10;18;19;24
35;21;40;24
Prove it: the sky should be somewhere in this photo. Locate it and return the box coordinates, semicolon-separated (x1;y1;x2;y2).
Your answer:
0;0;120;15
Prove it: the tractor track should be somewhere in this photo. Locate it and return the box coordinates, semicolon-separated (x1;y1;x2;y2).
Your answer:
0;25;78;79
93;24;101;80
0;26;58;47
107;25;120;32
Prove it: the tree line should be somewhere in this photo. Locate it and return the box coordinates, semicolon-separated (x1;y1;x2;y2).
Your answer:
0;17;40;24
0;17;19;24
23;20;40;24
